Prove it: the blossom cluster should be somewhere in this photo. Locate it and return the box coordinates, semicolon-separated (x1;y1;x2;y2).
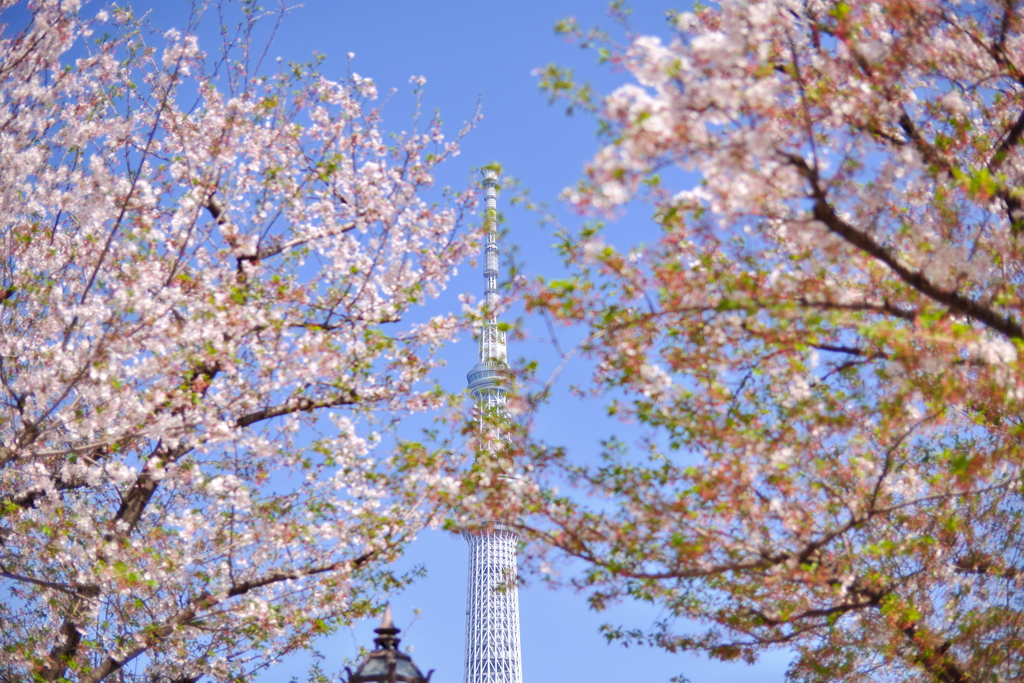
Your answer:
525;1;1024;680
0;2;477;682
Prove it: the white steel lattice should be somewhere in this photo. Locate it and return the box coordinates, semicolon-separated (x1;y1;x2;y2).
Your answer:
463;524;522;683
463;169;523;683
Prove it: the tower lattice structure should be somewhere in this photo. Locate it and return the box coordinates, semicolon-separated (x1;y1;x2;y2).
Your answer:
463;169;523;683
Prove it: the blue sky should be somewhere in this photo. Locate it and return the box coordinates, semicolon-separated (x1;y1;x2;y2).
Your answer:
7;0;793;680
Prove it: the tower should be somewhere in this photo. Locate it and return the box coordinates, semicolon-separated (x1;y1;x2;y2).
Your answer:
462;169;523;683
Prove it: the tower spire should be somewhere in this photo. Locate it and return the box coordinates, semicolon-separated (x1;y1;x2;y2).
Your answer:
462;168;523;683
481;168;503;357
466;168;508;409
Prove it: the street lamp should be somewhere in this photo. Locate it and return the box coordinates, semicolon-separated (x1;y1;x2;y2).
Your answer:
346;605;433;683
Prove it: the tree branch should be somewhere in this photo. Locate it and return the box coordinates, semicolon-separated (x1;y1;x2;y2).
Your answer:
786;153;1024;339
78;552;376;683
235;392;359;429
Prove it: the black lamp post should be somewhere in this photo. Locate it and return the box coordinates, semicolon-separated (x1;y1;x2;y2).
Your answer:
346;606;433;683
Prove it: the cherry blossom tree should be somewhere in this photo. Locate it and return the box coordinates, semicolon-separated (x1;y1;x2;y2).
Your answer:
0;1;475;681
521;1;1024;681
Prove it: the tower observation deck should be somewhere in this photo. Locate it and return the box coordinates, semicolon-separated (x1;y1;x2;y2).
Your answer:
462;169;523;683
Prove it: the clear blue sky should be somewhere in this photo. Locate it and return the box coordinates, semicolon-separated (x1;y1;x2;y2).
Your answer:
12;0;795;680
